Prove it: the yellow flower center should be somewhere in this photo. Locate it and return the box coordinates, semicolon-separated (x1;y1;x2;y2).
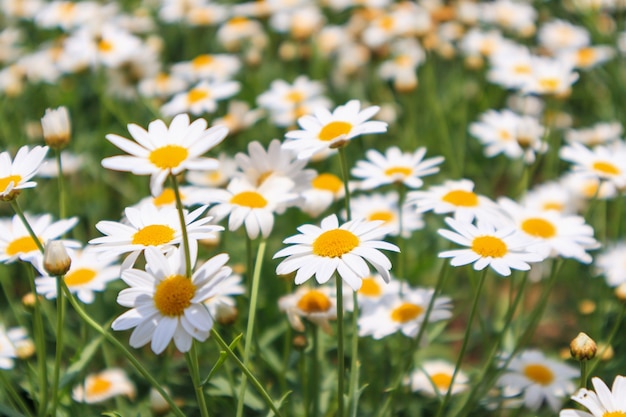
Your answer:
523;363;554;386
131;224;175;246
367;210;394;223
390;302;424;323
285;91;304;103
358;277;382;297
296;290;332;313
0;175;22;192
521;218;556;238
187;88;210;104
64;268;97;286
153;188;177;206
312;229;359;258
471;236;507;258
442;190;479;207
577;47;595;67
98;39;113;53
318;121;353;142
87;376;112;397
379;15;394;31
394;55;412;67
593;161;620;176
6;236;40;256
230;191;267;208
229;16;249;25
603;412;626;417
192;54;213;69
153;274;196;317
312;173;343;193
499;130;512;141
148;145;189;170
513;64;531;74
384;166;412;178
542;202;563;212
256;171;274;186
538;78;560;92
431;372;453;391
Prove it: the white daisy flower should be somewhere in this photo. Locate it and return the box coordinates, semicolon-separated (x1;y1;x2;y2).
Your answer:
72;368;136;404
186;152;238;188
274;214;399;291
0;145;49;200
487;44;534;90
522;56;579;96
521;180;578;214
207;176;298;239
298;172;345;218
36;151;85;178
560;375;626;417
438;217;546;276
565;122;623;147
284;99;388;160
111;247;232;354
351;146;444;190
204;273;244;323
358;286;452;339
0;325;29;369
407;360;469;397
595;242;626;287
498;349;578;411
351;274;402;313
35;247;120;303
538;19;590;53
102;113;228;197
559;142;626;189
348;192;424;237
558;45;615;70
171;53;241;82
131;186;209;211
160;80;240;117
89;204;221;270
278;285;337;334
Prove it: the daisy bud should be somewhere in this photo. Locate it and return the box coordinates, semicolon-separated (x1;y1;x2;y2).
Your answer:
43;241;71;276
21;292;40;308
292;335;308;351
578;300;596;315
570;332;597;361
41;106;71;149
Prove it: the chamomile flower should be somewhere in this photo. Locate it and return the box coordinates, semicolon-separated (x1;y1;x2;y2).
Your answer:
559;142;626;188
160;80;240;117
204;273;244;323
565;122;622;146
186;152;237;188
274;214;399;291
521;181;577;214
72;368;136;404
89;204;221;270
560;375;626;417
278;285;337;334
438;217;546;276
348;192;424;237
111;247;232;354
348;273;402;312
0;145;49;200
207;176;298;239
498;349;578;411
35;248;120;303
0;325;29;369
298;172;346;218
558;45;615;70
102;114;228;197
284;100;388;160
358;286;452;339
352;146;444;190
595;242;626;287
171;53;241;82
407;360;469;397
132;186;208;210
538;19;590;53
522;56;579;96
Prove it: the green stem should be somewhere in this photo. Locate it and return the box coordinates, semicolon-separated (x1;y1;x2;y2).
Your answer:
55;149;66;220
211;329;284;417
587;303;625;376
0;370;34;417
311;326;320;417
50;276;66;417
236;239;267;417
186;342;210;417
170;174;192;277
436;268;488;417
336;275;345;417
338;147;352;221
347;291;360;417
580;360;588;389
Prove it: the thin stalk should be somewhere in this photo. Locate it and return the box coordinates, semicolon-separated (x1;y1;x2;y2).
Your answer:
311;326;321;417
236;239;267;417
170;174;192;277
55;149;66;220
185;342;210;417
347;291;359;417
580;360;589;389
50;275;66;417
335;275;345;417
587;303;625;376
0;370;34;417
435;268;488;417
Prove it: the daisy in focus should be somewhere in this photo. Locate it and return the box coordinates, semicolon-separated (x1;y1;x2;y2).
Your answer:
274;214;399;291
560;375;626;417
101;113;228;197
351;146;444;190
497;349;578;412
72;368;136;404
0;145;49;200
283;99;388;160
438;217;546;276
278;285;337;334
111;247;232;354
407;360;469;397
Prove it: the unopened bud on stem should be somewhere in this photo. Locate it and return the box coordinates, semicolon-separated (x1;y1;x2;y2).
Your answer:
570;332;597;361
43;241;71;276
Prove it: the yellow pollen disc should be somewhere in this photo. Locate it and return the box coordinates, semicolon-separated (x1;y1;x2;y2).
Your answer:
583;182;600;198
285;91;304;103
0;175;21;192
430;372;453;390
479;39;495;56
87;376;112;397
471;235;507;258
64;268;97;286
230;191;267;208
539;78;560;92
577;47;595;67
312;229;359;258
499;130;512;141
603;412;626;417
358;277;382;297
256;171;274;186
153;188;177;206
367;210;394;223
593;161;620;176
192;54;214;69
154;274;196;317
131;224;175;246
187;88;210;104
296;290;332;313
394;55;412;67
521;218;556;238
442;190;479;207
98;39;113;53
318;121;353;142
148;145;189;170
229;16;249;25
513;64;531;74
523;363;554;386
59;2;75;16
312;173;343;193
390;302;424;323
384;166;412;178
6;236;40;256
379;15;394;31
542;202;563;212
156;73;170;86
